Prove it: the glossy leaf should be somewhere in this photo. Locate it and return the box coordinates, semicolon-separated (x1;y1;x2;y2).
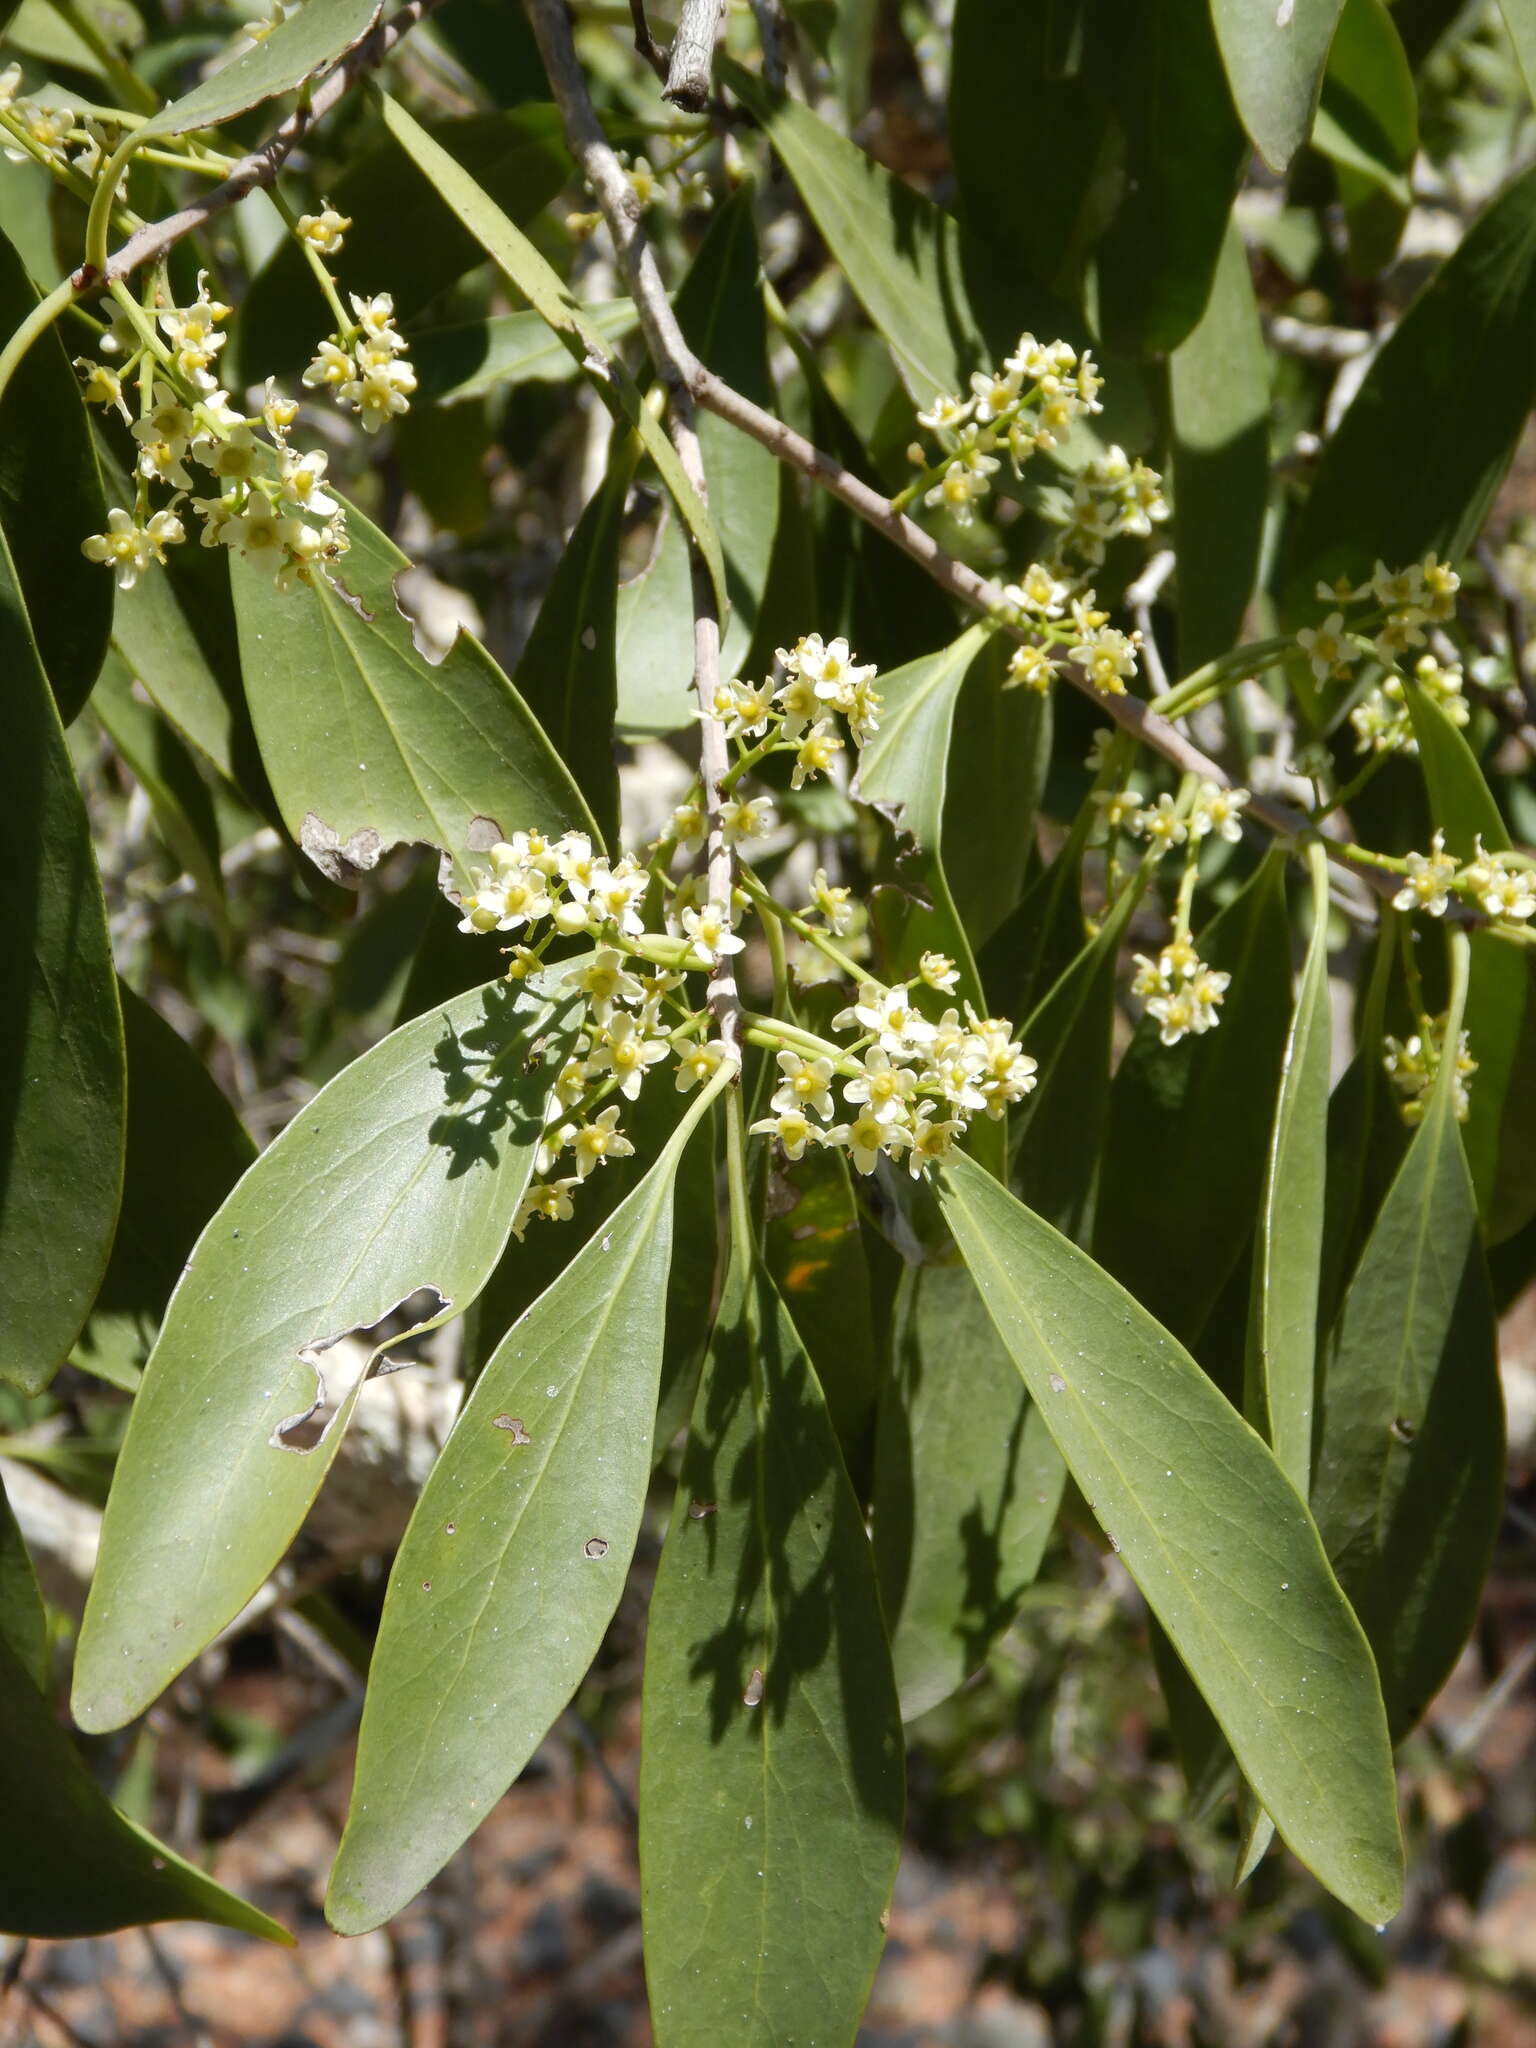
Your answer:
411;299;643;407
1505;0;1536;106
1211;0;1347;170
641;1257;905;2044
1169;220;1270;668
940;1151;1403;1925
72;983;254;1394
1313;0;1416;272
1283;163;1536;615
1407;680;1536;1242
137;0;380;137
1244;845;1333;1493
0;1636;291;1943
93;653;227;929
376;89;726;621
1093;852;1293;1349
942;639;1049;950
1312;945;1504;1739
0;1471;46;1688
616;190;781;736
516;440;631;847
73;975;580;1732
0;222;110;722
238;107;570;383
873;1257;1064;1720
1092;0;1248;357
232;493;595;883
0;531;124;1395
328;1097;714;1933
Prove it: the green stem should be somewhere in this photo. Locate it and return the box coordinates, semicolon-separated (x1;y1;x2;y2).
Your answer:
85;127;143;277
737;868;865;983
1148;634;1296;721
724;1081;753;1259
265;185;357;340
0;274;80;413
1313;748;1390;823
740;1011;855;1072
758;892;790;1020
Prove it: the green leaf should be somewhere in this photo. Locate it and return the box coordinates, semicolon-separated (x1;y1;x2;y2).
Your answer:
1245;845;1333;1494
238;106;571;383
516;440;631;848
232;492;596;883
942;639;1048;950
411;299;643;407
1091;0;1248;357
0;222;110;722
1283;163;1536;614
1312;943;1504;1739
640;1255;905;2044
1504;0;1536;106
72;974;581;1732
93;652;227;931
374;88;726;621
1407;679;1536;1242
0;531;124;1395
1093;852;1294;1350
1210;0;1346;170
873;1256;1064;1720
327;1099;712;1933
616;189;781;735
939;1151;1403;1924
72;983;254;1394
137;0;381;138
0;1636;291;1943
764;1140;881;1487
1313;0;1417;273
0;1471;47;1687
1169;220;1270;668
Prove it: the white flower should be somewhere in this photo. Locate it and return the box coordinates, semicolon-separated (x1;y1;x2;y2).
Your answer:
771;1051;836;1121
279;447;337;516
720;795;774;846
907;1104;964;1176
129;382;196;456
827;1109;911;1176
565;948;642;1020
681;901;746;966
835;981;936;1055
225;504;303;580
675;1038;730;1091
81;509;155;590
589;1014;668;1099
1074;624;1139;696
569;1105;634;1177
843;1048;918;1124
793;634;877;713
1147;988;1200;1046
303;340;354;390
1132;795;1187;851
1189;781;1250;843
807;867;855;936
724;678;777;738
1007;643;1055;693
512;1178;578;1238
924;461;990;523
1296;611;1357;681
791;720;843;789
587;858;648;936
918;951;959;993
297;206;351;255
668;800;706;854
556;833;602;899
750;1109;818;1161
916;391;974;431
1393;832;1459;917
968;365;1023;422
158;274;230;389
1004;563;1068;619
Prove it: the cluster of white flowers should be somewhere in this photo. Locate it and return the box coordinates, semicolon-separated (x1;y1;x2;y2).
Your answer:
1383;1015;1476;1125
1002;585;1144;699
751;977;1037;1179
302;289;417;435
79;287;349;593
910;334;1106;527
1392;830;1536;927
1092;778;1250;859
567;149;711;237
690;634;882;801
1350;653;1470;755
0;64;79;168
1131;937;1231;1048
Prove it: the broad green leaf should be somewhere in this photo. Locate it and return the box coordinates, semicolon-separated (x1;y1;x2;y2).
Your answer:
73;974;580;1731
1169;220;1270;668
942;638;1049;950
1245;845;1333;1492
0;1636;291;1942
375;89;726;620
93;653;227;930
411;299;643;407
873;1257;1064;1720
949;0;1118;299
0;222;110;722
1504;0;1536;106
0;531;124;1395
2;0;142;75
232;493;595;883
641;1257;905;2044
1093;852;1294;1349
939;1151;1403;1924
1283;163;1536;615
616;190;781;735
764;1140;881;1487
72;983;254;1394
1313;0;1417;273
1211;0;1346;170
516;440;631;847
237;107;571;383
1092;0;1248;357
1312;944;1504;1738
1407;680;1536;1242
136;0;380;137
0;1471;46;1687
327;1095;715;1933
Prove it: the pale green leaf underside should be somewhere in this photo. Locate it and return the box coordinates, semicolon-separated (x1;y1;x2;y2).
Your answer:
940;1152;1403;1925
140;0;381;138
73;976;579;1732
1211;0;1346;169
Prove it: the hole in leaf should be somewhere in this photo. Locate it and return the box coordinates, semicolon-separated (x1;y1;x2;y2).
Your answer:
270;1285;449;1452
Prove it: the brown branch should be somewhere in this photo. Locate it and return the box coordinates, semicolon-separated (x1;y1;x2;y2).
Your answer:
626;0;670;87
525;0;741;1041
97;0;450;287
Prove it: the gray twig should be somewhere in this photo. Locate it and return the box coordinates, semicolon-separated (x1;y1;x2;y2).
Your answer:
663;0;725;111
